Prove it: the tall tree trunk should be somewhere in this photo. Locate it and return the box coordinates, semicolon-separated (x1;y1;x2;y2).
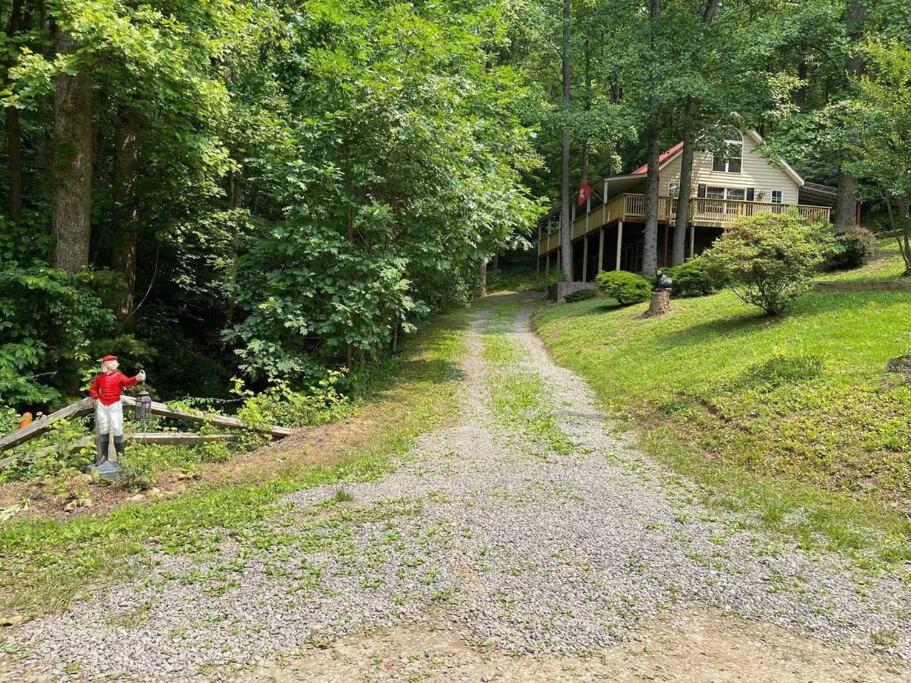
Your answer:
50;25;92;273
580;38;591;187
641;0;662;277
478;259;488;297
559;0;573;282
672;109;696;266
670;0;719;266
110;108;141;320
835;0;866;233
3;0;24;223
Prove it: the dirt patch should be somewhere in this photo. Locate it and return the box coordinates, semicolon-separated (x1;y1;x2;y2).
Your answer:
248;607;910;682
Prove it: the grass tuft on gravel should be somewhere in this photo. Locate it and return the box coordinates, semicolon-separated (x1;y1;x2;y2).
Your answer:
534;250;911;567
0;309;469;618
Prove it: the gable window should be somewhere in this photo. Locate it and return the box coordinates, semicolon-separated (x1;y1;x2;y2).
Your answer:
668;181;680;198
771;190;783;204
711;129;743;173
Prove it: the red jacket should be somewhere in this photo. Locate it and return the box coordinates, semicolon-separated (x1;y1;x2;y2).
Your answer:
89;371;139;406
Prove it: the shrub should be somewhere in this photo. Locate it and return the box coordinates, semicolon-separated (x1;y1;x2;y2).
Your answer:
564;288;597;303
700;213;833;316
235;372;349;429
595;270;652;305
665;256;729;297
827;226;876;270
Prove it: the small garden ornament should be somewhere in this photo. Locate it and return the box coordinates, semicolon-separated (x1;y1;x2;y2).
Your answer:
88;355;146;479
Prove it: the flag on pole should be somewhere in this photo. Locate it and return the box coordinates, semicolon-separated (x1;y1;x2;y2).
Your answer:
577;181;592;206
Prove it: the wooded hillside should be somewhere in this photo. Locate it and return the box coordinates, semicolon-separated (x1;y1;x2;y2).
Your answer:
1;0;908;410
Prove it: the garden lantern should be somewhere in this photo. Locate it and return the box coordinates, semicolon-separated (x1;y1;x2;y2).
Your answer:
136;390;153;422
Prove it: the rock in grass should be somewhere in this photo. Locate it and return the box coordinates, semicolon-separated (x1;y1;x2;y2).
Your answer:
886;355;911;374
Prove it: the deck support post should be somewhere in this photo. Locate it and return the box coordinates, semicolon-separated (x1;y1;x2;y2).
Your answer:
545;251;550;277
582;235;589;282
597;227;605;273
616;221;624;271
689;223;695;258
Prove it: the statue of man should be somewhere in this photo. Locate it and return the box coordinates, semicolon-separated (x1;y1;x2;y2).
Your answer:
88;355;146;467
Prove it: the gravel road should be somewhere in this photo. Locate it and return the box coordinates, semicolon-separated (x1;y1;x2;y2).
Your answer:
4;296;910;681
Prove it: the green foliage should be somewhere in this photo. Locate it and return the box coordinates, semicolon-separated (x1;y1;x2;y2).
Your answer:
235;373;349;429
0;262;117;409
700;214;833;316
666;256;729;298
564;288;597;303
595;270;651;305
828;226;877;271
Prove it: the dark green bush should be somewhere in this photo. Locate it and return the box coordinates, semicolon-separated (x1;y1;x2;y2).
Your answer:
564;288;597;303
666;256;729;297
595;270;651;305
827;226;876;270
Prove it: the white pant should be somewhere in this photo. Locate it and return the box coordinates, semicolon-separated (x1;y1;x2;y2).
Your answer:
95;401;124;437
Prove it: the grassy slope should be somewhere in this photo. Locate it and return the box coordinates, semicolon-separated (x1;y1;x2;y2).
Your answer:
818;239;908;282
0;309;469;617
535;254;911;566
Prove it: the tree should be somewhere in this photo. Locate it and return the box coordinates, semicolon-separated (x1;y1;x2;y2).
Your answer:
559;0;573;282
49;19;92;274
641;0;661;277
849;41;911;275
670;0;721;266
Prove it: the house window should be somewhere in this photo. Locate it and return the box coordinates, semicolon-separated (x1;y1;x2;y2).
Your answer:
771;190;783;204
711;129;743;173
705;186;726;200
726;188;746;201
668;181;680;198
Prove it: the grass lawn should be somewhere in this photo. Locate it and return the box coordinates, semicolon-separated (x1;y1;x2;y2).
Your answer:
0;308;469;618
817;238;910;282
534;251;911;566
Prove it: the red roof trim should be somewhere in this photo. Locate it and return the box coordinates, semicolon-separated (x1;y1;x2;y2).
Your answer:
631;141;684;175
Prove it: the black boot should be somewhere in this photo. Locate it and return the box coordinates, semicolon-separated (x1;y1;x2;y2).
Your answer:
113;435;125;459
96;433;110;465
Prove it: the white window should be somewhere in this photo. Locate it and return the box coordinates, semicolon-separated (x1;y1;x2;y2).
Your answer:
725;188;746;201
771;190;783;204
705;186;726;199
712;128;743;173
668;181;680;198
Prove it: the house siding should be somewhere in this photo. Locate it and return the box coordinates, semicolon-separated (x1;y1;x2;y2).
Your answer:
657;133;800;204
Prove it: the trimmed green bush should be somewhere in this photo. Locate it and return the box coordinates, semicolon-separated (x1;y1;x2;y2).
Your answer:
828;226;877;270
700;213;833;316
666;256;729;297
595;270;652;305
564;288;597;303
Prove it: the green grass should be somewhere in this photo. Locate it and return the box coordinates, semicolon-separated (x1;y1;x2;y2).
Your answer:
481;297;573;458
818;238;910;282
534;269;911;566
0;309;469;618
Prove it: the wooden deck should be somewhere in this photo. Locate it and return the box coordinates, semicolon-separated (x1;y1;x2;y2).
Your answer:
539;193;832;256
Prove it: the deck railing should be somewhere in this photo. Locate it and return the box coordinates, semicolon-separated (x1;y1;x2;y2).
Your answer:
539;194;832;255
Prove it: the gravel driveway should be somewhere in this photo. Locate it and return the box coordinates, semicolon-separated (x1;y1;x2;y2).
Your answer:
4;296;910;681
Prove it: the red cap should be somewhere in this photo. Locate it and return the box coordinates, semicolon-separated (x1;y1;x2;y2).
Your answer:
100;355;119;362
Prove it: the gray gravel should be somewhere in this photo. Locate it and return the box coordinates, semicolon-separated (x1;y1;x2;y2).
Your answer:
5;299;911;681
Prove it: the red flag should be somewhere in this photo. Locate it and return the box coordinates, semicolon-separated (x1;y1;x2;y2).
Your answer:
577;181;592;206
